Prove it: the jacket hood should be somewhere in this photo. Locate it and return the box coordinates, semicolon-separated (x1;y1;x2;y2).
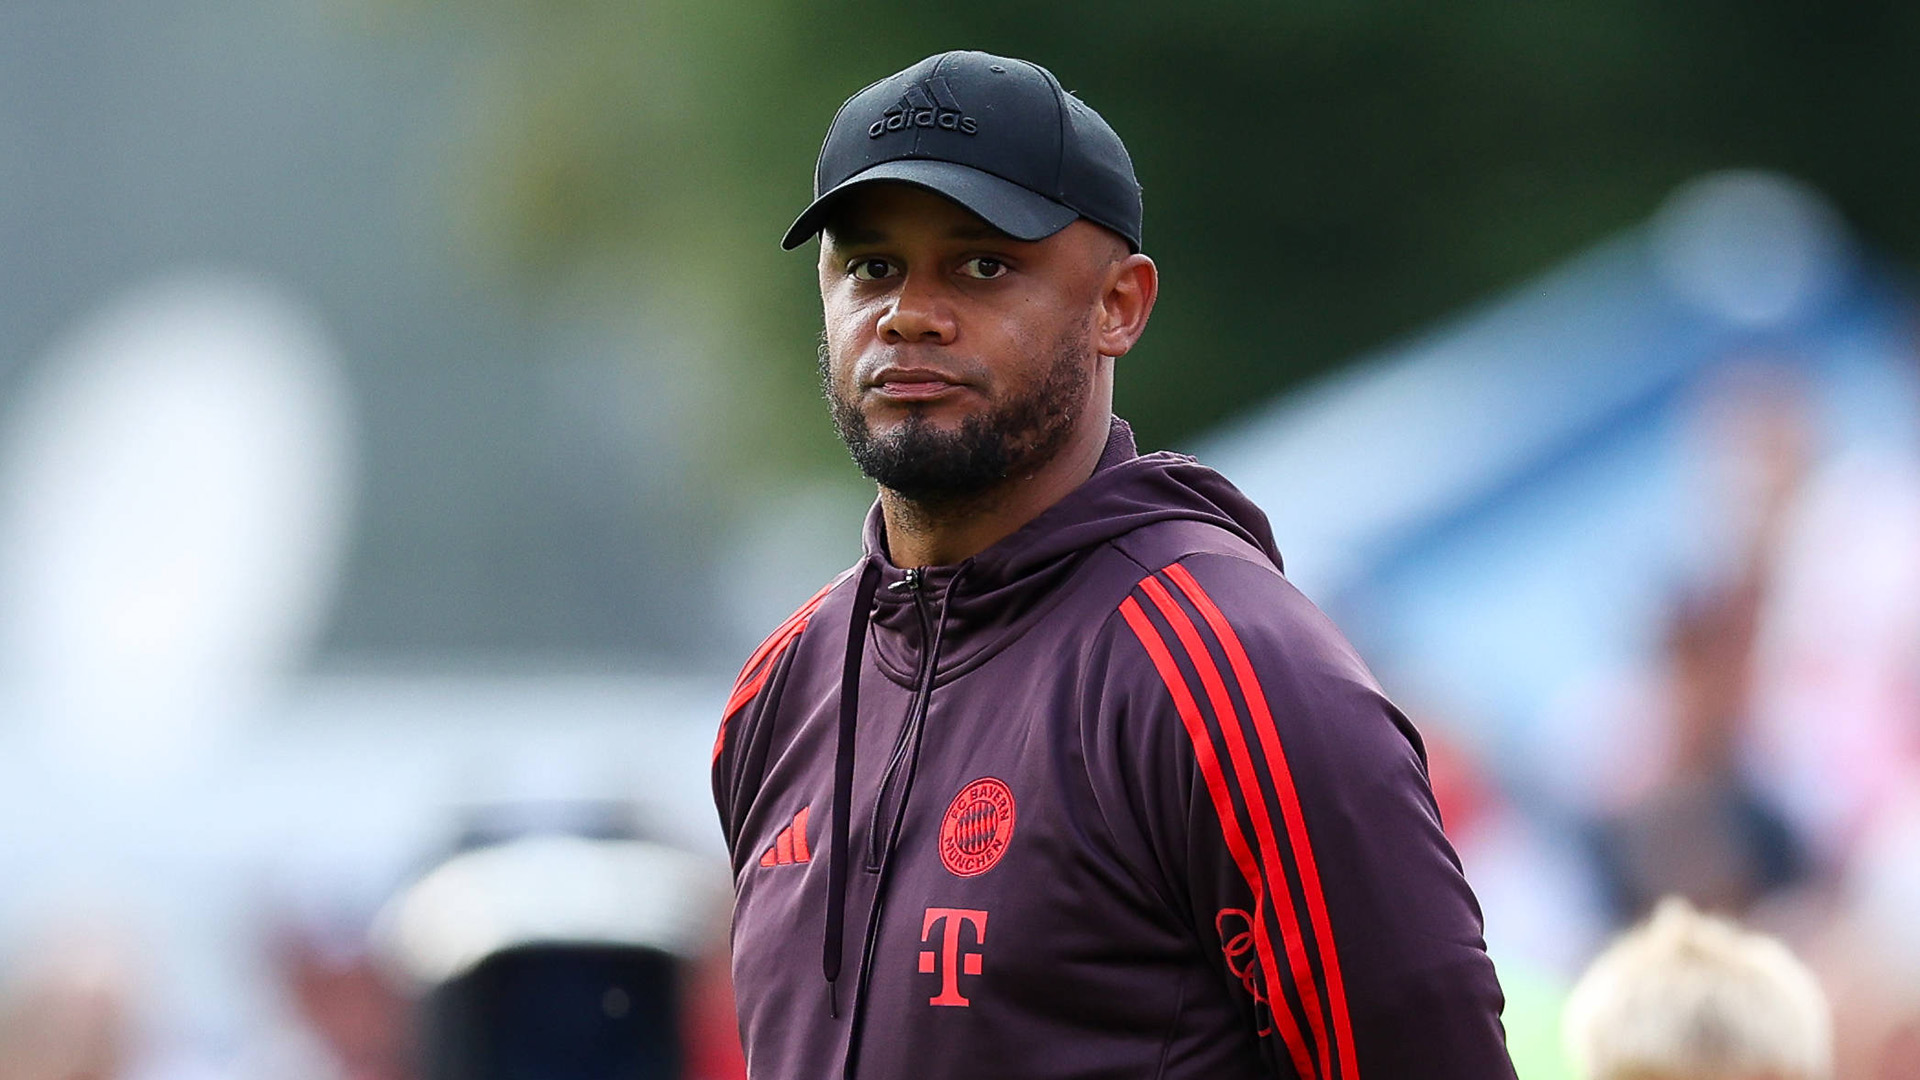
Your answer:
861;417;1283;684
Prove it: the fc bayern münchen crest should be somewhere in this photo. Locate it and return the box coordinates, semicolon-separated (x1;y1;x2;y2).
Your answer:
938;777;1017;877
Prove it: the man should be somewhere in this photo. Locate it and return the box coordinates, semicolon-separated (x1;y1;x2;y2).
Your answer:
712;50;1513;1079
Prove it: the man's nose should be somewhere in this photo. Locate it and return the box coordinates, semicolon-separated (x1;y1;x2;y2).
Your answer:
877;271;957;344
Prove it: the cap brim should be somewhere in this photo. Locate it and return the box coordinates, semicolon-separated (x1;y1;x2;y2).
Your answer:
780;159;1080;250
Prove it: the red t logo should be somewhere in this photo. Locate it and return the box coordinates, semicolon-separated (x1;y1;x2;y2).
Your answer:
918;907;988;1006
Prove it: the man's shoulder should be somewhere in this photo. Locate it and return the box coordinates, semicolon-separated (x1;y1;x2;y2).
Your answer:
1101;518;1307;630
1085;540;1420;822
1090;530;1379;703
1105;507;1280;584
735;567;851;659
718;568;856;730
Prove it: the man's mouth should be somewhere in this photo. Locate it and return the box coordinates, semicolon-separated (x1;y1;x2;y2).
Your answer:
869;367;967;402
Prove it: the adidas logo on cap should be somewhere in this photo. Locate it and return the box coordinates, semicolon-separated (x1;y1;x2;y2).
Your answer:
868;78;978;139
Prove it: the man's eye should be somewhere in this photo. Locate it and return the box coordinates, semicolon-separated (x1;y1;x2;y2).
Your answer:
962;257;1008;280
850;259;896;281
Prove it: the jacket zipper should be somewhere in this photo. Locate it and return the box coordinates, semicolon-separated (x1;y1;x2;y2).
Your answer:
866;567;937;871
845;565;943;1080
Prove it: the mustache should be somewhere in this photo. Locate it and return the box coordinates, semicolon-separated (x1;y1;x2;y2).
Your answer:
817;334;990;388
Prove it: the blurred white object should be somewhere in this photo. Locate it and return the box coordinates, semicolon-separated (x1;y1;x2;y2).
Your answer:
374;835;723;988
1748;450;1920;860
1652;170;1849;329
0;272;355;782
1840;787;1920;976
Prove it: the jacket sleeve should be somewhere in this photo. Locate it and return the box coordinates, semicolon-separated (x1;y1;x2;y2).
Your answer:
1094;553;1514;1080
712;577;841;864
711;655;781;864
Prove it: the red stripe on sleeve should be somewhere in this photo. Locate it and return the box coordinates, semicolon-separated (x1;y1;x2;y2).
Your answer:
1119;596;1318;1080
714;621;805;763
1166;562;1359;1080
1141;575;1333;1080
723;618;806;719
713;580;839;764
731;577;840;694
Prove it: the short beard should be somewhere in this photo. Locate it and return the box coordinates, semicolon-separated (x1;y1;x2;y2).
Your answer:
820;321;1092;515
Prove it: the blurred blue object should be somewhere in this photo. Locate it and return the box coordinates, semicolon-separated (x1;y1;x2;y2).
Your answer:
1200;170;1919;816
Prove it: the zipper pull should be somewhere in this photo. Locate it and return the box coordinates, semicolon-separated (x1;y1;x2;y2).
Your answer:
886;567;923;593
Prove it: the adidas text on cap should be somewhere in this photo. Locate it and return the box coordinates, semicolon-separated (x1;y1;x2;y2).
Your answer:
781;51;1142;252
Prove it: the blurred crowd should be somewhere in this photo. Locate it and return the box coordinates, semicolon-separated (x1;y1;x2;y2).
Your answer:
1431;329;1920;1078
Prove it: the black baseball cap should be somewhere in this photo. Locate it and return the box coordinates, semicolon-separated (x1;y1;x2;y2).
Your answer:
781;51;1142;252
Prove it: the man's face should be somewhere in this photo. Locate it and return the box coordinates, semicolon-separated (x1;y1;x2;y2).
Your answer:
817;184;1122;505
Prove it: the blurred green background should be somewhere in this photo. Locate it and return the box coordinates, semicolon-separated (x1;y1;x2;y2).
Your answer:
5;1;1914;663
431;1;1920;464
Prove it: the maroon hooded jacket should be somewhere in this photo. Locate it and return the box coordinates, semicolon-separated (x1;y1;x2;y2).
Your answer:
713;420;1514;1080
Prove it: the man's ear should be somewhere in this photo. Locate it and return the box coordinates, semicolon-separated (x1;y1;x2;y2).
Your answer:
1095;253;1158;359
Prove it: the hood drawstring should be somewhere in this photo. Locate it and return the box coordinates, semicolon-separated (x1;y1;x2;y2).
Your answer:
822;558;965;1028
824;557;882;1016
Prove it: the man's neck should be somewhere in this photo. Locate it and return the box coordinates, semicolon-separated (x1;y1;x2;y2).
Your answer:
880;416;1111;569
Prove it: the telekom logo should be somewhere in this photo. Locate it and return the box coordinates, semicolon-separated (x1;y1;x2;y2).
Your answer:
918;907;988;1006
